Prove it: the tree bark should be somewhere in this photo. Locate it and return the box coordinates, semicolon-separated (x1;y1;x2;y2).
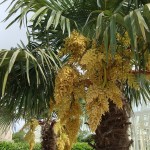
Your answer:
94;101;132;150
41;120;57;150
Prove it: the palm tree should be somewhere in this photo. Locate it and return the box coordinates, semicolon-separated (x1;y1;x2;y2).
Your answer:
0;44;61;118
1;0;150;149
0;43;61;150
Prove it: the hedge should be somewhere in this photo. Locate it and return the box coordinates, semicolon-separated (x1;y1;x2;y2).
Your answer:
72;142;93;150
0;142;41;150
0;142;93;150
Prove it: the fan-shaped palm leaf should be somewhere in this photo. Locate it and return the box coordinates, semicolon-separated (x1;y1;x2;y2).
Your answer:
0;46;61;122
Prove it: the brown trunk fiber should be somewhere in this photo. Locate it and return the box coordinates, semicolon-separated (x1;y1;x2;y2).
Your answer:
41;120;57;150
94;101;132;150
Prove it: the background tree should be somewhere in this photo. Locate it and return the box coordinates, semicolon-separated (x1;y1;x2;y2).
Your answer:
1;0;150;150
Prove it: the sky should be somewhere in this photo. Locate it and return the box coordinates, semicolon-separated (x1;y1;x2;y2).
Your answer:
0;0;28;49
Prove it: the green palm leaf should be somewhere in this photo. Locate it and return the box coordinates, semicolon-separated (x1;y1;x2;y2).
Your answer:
0;46;61;121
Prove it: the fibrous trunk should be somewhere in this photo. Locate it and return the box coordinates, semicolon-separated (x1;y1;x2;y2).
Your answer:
41;120;57;150
94;101;132;150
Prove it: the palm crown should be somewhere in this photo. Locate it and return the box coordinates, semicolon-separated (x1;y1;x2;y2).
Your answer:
0;0;150;127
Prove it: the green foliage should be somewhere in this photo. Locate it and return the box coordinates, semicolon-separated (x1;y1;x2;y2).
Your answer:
0;142;28;150
77;131;87;142
77;131;90;142
0;142;41;150
0;142;92;150
0;47;61;125
80;134;94;144
12;131;25;143
77;131;95;149
72;142;93;150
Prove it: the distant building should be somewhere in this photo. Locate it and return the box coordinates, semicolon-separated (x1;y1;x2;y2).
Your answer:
131;102;150;150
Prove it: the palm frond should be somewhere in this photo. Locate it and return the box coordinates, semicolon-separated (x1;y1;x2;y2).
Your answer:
4;0;97;33
83;2;150;59
124;79;150;107
1;0;150;124
0;47;61;121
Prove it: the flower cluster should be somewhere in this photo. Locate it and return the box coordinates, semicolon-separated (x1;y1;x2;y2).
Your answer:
52;31;144;149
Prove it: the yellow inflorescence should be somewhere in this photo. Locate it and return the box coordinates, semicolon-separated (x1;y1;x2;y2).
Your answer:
54;65;78;104
21;119;39;150
53;100;81;150
57;138;66;150
59;30;88;63
106;82;123;108
49;99;55;114
53;121;70;150
117;31;130;48
87;98;109;132
80;48;104;85
146;55;150;71
52;31;145;148
65;100;81;147
73;84;86;100
145;54;150;80
86;85;109;131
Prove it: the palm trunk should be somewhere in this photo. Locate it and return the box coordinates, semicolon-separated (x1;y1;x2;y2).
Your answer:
41;120;57;150
94;101;132;150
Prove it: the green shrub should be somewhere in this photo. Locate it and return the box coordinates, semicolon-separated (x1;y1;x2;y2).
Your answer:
77;130;94;146
77;131;90;142
0;142;41;150
34;144;41;150
0;142;92;150
12;131;26;143
72;142;93;150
